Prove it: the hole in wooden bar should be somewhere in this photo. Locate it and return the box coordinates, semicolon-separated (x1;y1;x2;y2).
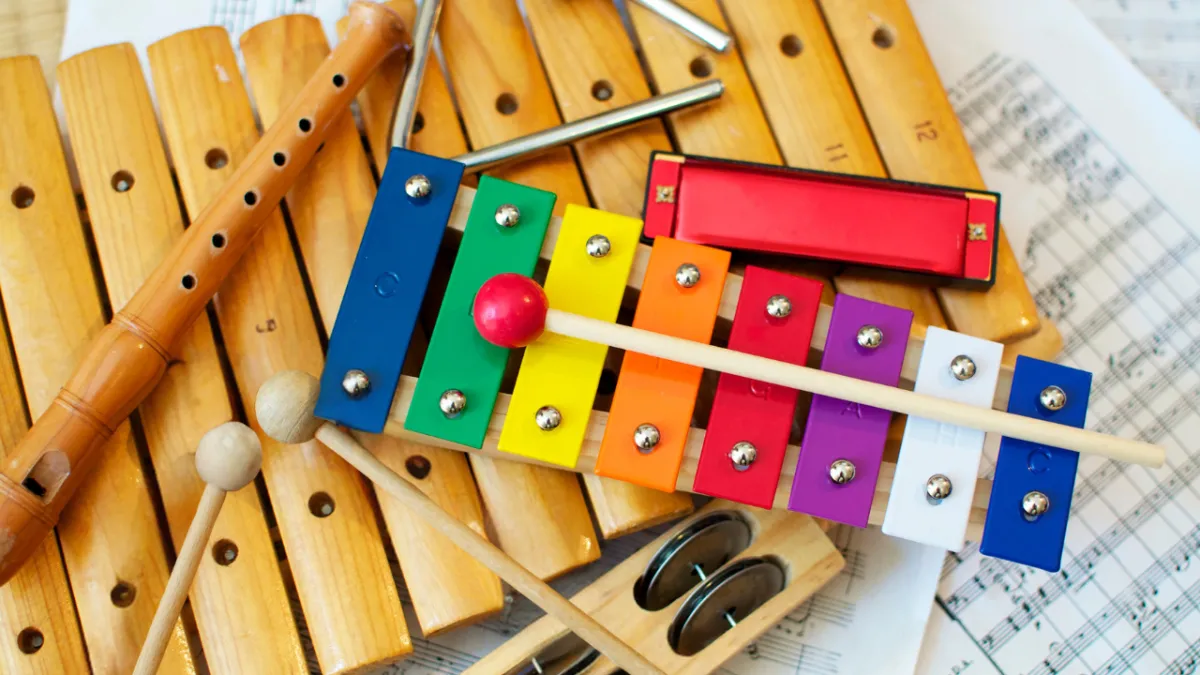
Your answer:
212;539;238;566
298;117;313;134
780;34;803;57
405;455;432;480
243;190;259;207
204;148;229;169
592;80;614;102
689;56;712;79
211;233;227;249
872;25;895;49
308;492;335;518
332;73;346;88
495;92;519;115
11;185;34;209
22;451;69;502
16;628;43;654
110;581;136;608
273;152;288;167
412;112;425;135
181;273;197;290
111;170;135;193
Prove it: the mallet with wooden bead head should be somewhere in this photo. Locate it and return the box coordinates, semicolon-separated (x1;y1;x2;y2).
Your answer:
254;370;664;675
133;422;263;675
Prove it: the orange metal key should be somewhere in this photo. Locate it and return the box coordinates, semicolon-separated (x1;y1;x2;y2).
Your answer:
594;237;729;492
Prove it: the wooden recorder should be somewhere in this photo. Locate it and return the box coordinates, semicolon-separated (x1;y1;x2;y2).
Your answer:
0;0;1090;673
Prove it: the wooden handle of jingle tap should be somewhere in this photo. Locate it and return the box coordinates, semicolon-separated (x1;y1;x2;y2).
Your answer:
0;1;407;587
134;423;263;675
256;371;664;675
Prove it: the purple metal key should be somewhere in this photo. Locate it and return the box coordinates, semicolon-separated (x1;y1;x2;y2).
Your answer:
787;294;913;526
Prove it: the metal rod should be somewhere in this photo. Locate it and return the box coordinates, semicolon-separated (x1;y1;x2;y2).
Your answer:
391;0;444;148
632;0;732;53
453;80;724;172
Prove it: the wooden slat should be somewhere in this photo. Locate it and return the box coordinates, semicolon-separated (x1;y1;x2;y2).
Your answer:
718;0;947;331
0;1;65;88
57;43;306;673
625;0;837;305
438;0;602;579
259;10;504;637
817;0;1049;347
147;26;411;674
0;52;191;674
0;60;87;674
521;0;697;538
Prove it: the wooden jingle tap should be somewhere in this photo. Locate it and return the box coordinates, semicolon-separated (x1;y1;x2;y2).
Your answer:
255;370;665;675
133;422;263;675
0;0;408;586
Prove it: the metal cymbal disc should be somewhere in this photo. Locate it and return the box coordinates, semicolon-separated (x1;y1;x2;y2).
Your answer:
633;511;752;611
667;558;786;657
503;634;600;675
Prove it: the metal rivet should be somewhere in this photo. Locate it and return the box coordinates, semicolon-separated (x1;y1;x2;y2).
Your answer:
765;295;792;318
925;474;952;503
950;355;977;381
829;459;856;485
1040;385;1066;411
1022;490;1050;520
729;441;757;471
535;406;562;431
675;263;701;288
634;424;661;453
856;325;883;349
586;234;611;258
494;203;520;228
342;369;370;397
405;174;431;199
439;389;467;418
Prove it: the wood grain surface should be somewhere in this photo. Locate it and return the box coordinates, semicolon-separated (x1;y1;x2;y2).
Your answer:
149;23;411;674
57;41;306;674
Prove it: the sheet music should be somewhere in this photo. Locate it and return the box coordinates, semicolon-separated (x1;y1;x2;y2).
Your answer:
370;522;943;675
909;0;1200;673
1073;0;1200;127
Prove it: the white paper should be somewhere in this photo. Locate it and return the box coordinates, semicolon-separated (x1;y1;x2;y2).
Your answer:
908;0;1200;673
1073;0;1200;127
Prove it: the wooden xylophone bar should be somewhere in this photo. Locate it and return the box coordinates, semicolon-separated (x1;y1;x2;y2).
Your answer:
0;1;1064;674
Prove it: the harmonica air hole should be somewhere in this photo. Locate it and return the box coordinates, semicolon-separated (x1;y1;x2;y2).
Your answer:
11;185;34;209
780;34;802;57
204;148;229;170
111;170;135;193
495;92;519;116
16;628;43;654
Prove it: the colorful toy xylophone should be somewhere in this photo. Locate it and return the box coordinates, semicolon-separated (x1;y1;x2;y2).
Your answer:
0;0;1102;673
317;158;1162;576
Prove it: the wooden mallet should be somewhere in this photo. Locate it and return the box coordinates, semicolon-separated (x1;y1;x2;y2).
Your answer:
254;370;663;675
133;422;263;675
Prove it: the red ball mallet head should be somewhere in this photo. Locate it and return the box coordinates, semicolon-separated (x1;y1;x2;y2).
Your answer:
472;273;549;349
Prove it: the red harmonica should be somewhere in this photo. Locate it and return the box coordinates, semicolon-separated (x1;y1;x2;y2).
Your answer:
642;152;1000;289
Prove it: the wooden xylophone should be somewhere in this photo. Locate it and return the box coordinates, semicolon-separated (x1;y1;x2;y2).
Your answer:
0;0;1081;673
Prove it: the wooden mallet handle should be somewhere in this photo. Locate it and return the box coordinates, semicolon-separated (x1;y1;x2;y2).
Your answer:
255;371;664;675
133;423;263;675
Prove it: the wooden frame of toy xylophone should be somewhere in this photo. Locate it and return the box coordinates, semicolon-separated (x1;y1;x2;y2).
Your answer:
0;1;1061;674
